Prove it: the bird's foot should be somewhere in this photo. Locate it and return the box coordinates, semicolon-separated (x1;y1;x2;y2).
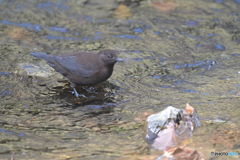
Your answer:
71;87;87;98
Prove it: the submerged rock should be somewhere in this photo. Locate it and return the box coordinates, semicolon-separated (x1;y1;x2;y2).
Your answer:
17;62;68;91
18;62;56;77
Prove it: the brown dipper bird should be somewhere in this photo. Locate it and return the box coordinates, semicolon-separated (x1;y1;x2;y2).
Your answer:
30;49;122;97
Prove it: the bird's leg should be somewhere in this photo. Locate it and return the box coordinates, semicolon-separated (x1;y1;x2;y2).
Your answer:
70;84;87;98
72;87;80;97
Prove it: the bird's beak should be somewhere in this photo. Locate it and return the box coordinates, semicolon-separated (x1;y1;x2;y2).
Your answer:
116;57;124;62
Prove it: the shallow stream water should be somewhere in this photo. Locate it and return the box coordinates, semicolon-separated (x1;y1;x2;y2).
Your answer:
0;0;240;159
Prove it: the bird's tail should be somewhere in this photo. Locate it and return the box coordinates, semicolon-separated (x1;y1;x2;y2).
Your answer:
30;52;51;61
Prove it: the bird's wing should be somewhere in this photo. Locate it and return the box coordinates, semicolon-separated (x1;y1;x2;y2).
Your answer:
53;56;97;78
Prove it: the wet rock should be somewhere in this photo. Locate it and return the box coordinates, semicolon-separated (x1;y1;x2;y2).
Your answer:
146;105;200;150
17;62;68;89
146;106;183;142
176;109;200;140
18;62;56;78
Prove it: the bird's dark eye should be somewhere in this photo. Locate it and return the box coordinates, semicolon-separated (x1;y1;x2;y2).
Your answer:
107;54;113;58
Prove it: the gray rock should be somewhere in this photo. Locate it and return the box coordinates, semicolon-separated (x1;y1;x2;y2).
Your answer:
146;106;183;141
